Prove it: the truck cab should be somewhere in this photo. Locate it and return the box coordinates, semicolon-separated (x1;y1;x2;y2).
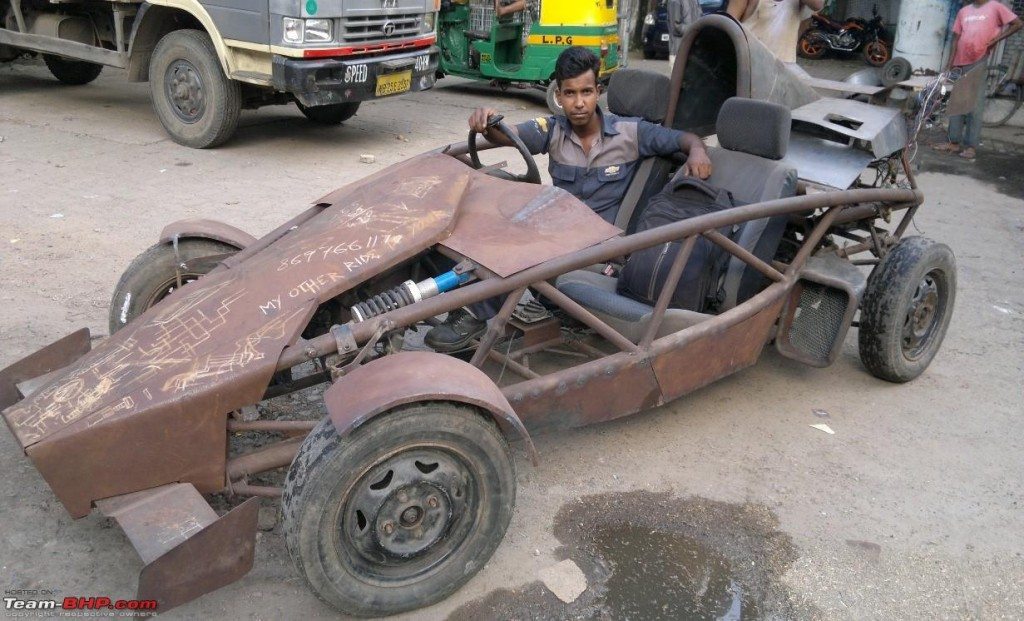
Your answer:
0;0;440;147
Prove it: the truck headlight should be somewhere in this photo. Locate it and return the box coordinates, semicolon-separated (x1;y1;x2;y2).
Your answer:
304;18;332;43
283;17;303;43
422;12;435;33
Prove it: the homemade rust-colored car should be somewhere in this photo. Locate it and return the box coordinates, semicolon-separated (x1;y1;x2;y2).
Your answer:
0;15;955;618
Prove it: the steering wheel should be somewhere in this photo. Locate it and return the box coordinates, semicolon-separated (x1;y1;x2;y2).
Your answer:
468;114;542;184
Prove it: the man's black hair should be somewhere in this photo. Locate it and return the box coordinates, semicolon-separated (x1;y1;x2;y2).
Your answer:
554;46;600;87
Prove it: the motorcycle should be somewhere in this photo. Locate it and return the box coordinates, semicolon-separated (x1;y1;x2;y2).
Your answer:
798;5;891;67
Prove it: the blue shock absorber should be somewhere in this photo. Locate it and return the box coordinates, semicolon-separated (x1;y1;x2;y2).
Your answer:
350;269;473;322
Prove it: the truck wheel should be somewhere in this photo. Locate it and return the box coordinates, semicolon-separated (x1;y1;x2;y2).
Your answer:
296;101;360;125
149;29;241;148
282;403;515;617
108;238;237;334
43;55;102;85
858;237;956;383
545;81;565;116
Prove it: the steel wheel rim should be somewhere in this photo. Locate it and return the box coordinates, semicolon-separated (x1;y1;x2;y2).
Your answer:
802;39;824;56
867;42;888;64
334;445;479;586
902;269;945;360
143;274;204;309
165;59;206;123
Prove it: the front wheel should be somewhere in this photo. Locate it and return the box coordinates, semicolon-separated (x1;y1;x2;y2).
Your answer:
43;55;103;85
108;238;238;334
282;403;516;617
862;39;891;67
297;101;361;125
149;29;241;148
858;237;956;383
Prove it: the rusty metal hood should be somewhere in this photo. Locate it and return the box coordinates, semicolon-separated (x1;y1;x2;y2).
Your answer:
2;153;616;460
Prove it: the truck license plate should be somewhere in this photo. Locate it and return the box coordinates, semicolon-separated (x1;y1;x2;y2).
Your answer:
375;70;412;97
660;33;669;42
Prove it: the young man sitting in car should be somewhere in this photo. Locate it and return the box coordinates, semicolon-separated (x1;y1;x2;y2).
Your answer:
425;46;713;352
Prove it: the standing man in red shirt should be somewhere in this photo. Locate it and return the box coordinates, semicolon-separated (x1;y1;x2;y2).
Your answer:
935;0;1022;160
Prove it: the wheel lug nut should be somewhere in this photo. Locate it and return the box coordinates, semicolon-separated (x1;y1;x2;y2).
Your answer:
382;521;394;535
427;496;438;508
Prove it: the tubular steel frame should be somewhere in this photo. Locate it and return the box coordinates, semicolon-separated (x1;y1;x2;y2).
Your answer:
221;152;923;495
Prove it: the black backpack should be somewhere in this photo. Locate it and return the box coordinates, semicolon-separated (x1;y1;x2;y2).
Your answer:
617;176;744;313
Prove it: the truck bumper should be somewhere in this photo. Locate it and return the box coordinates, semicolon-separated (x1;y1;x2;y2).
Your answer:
273;46;439;107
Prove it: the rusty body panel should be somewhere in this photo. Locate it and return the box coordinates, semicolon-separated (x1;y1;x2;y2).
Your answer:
158;218;258;249
440;184;620;277
135;498;258;613
95;484;258;614
0;328;91;412
325;352;537;463
2;154;462;514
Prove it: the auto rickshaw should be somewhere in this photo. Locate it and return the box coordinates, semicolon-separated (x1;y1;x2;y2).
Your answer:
437;0;621;113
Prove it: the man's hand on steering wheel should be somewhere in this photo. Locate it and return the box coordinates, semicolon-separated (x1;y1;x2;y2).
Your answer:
467;108;542;184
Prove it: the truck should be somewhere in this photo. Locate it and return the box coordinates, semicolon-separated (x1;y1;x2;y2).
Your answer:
0;0;440;148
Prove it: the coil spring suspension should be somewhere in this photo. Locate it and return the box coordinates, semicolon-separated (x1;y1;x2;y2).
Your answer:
351;283;417;322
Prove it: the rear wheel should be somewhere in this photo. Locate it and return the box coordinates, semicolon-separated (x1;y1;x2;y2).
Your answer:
863;39;891;67
282;403;515;617
297;101;361;125
149;29;241;148
108;238;237;334
798;32;827;60
983;78;1023;128
858;237;956;383
43;55;102;85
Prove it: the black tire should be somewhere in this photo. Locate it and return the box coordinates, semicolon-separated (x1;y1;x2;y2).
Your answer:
296;101;361;125
149;29;241;148
880;56;913;88
545;80;564;116
108;238;237;334
798;32;827;60
642;48;655;60
43;55;102;85
982;77;1023;128
858;237;956;383
282;403;515;617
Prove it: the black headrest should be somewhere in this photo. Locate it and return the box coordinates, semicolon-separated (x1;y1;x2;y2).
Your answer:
716;97;791;160
607;69;671;123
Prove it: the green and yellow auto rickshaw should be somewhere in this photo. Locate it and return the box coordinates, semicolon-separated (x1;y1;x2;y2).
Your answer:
437;0;621;113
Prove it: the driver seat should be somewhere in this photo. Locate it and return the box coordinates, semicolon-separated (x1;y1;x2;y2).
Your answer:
554;97;797;342
604;69;676;231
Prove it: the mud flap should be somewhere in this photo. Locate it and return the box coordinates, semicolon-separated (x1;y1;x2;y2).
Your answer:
96;484;259;616
0;328;91;412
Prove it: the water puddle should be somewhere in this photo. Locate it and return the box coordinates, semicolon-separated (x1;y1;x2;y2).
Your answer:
591;523;756;620
450;491;806;620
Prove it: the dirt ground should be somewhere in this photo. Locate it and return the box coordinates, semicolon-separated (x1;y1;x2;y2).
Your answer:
1;54;1023;621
